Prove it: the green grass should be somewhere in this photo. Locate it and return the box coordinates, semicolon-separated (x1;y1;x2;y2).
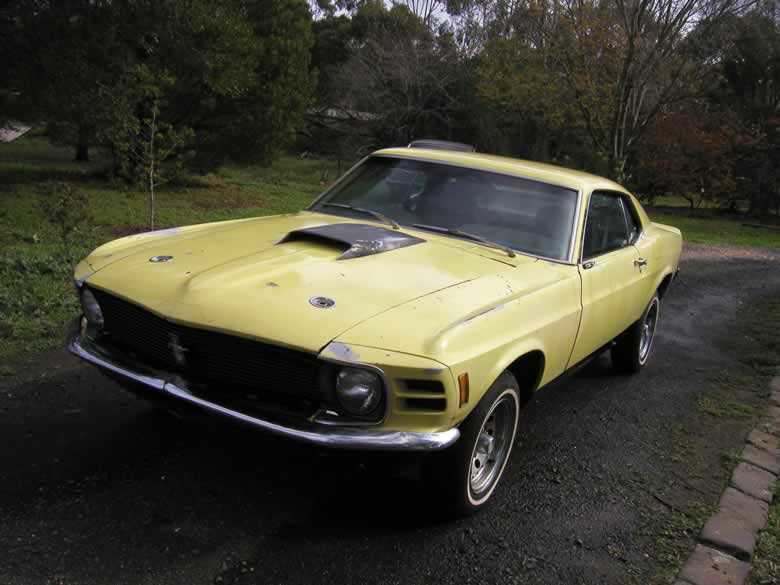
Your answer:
651;504;715;583
753;497;780;583
652;194;721;209
738;293;780;375
649;211;780;248
0;136;339;364
696;394;757;420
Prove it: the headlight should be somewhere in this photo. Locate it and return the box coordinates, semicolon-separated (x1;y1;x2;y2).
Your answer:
335;367;383;416
80;288;104;329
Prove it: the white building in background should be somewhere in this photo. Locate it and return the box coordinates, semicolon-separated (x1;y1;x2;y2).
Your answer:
0;122;31;143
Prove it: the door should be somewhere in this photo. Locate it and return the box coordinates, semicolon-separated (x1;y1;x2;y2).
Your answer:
624;196;658;319
567;191;639;367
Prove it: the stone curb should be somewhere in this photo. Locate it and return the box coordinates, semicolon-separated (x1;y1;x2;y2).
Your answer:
758;416;779;438
700;488;769;560
678;544;751;585
730;462;777;503
675;376;780;585
748;429;779;457
741;444;780;475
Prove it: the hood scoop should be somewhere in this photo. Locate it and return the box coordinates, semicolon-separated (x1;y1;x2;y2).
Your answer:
278;223;425;260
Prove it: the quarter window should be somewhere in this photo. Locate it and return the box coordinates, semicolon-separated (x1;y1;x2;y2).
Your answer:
583;192;630;259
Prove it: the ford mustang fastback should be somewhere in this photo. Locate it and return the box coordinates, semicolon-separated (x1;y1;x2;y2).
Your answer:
68;140;682;514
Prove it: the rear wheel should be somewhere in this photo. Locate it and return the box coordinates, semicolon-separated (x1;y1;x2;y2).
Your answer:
427;371;520;516
611;293;660;374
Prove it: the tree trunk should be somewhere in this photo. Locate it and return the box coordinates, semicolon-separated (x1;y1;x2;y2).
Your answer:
148;110;157;231
75;142;89;162
74;127;89;162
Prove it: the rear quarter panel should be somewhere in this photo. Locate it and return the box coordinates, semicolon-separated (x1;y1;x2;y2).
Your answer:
643;221;683;299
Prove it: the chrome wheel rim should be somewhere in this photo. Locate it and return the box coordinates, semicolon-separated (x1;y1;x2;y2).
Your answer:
639;300;659;362
469;393;517;499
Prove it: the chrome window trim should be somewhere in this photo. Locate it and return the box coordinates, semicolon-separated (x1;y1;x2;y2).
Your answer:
579;190;639;264
307;154;583;265
617;197;632;243
620;194;645;245
307;155;371;209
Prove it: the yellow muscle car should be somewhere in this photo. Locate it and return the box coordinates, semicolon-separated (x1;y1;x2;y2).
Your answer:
68;140;682;514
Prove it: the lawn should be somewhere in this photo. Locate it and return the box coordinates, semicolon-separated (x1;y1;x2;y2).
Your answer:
0;136;339;365
1;135;779;366
649;211;780;248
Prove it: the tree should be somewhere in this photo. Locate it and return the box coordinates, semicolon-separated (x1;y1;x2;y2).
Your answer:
552;0;752;180
11;0;129;161
718;11;780;216
128;66;194;229
8;0;314;172
208;0;314;166
477;2;581;162
320;2;464;148
397;0;446;26
636;110;740;209
465;0;752;179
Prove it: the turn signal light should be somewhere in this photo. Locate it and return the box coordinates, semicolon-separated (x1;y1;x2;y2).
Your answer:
458;373;470;406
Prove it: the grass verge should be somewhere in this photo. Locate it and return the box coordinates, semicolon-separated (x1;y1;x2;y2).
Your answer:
753;499;780;583
745;296;780;584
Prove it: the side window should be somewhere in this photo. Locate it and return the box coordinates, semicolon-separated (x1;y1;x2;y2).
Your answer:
622;198;642;244
583;192;630;260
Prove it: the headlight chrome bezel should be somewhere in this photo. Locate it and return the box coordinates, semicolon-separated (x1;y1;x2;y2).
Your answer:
335;366;384;417
79;288;105;335
316;358;388;424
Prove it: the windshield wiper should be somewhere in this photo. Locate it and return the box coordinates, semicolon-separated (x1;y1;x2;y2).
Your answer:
411;224;516;258
323;203;400;230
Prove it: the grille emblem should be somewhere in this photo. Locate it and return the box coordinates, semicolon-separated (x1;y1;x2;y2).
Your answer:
149;255;174;263
168;332;189;366
309;296;336;309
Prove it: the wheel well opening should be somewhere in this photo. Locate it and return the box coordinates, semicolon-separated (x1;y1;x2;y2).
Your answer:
506;351;545;406
657;273;674;298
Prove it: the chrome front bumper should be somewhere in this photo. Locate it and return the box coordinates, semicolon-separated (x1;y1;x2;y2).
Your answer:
67;333;460;452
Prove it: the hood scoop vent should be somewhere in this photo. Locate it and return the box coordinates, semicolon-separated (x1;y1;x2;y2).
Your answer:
278;223;424;260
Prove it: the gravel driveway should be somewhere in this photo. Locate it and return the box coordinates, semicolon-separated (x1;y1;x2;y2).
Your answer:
1;243;779;585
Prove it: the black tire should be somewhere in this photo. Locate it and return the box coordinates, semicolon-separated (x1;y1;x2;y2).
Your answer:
426;371;521;516
611;293;660;374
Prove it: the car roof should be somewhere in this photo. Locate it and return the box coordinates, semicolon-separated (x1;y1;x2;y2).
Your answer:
372;147;631;195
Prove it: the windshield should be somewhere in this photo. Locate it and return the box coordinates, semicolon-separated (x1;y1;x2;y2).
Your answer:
310;156;579;261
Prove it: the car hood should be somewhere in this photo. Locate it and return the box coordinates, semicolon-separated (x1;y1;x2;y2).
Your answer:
80;212;527;353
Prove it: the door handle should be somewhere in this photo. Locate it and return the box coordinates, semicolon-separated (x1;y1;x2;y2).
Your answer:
634;257;648;267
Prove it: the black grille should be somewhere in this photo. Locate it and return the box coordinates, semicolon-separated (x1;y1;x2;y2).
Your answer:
91;288;322;416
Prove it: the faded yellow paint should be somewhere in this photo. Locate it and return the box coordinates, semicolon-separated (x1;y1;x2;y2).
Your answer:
74;150;682;434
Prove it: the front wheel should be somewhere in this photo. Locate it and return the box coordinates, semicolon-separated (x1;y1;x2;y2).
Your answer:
611;293;660;374
427;371;520;516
